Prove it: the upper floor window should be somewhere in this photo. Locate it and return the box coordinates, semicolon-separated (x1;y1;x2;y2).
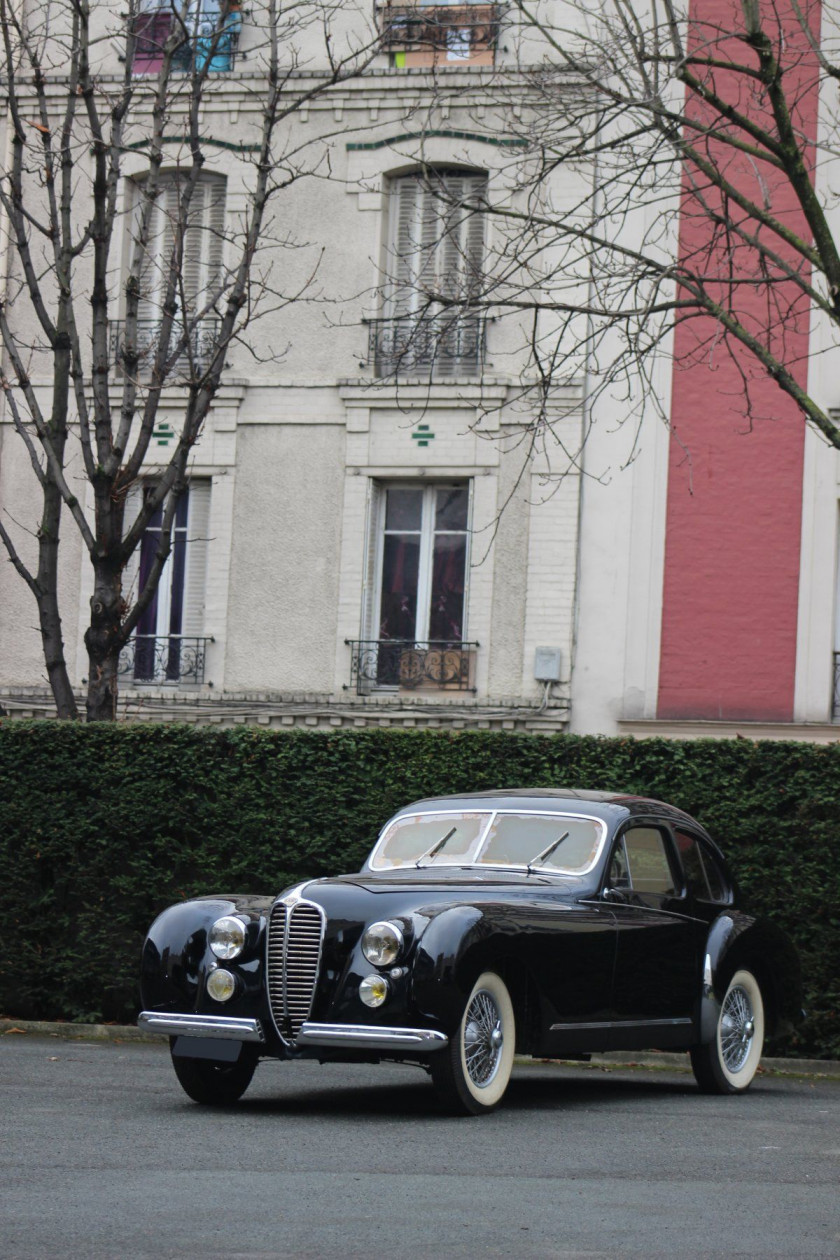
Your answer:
370;169;487;378
379;3;500;68
113;172;226;376
131;1;242;76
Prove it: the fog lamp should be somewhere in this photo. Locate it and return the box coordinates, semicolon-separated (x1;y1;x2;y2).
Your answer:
209;916;246;960
206;968;236;1003
359;974;390;1008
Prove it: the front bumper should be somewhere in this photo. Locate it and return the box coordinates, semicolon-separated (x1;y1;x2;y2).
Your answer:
296;1022;448;1051
138;1011;448;1052
138;1011;265;1042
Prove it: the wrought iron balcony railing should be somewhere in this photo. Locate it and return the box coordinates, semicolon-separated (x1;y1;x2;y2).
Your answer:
130;8;241;75
119;635;212;685
110;318;220;376
379;5;500;58
367;312;485;377
346;639;478;695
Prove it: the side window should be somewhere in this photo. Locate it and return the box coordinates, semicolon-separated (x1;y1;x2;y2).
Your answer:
675;832;711;900
676;830;729;903
608;837;631;888
699;846;728;903
623;827;676;895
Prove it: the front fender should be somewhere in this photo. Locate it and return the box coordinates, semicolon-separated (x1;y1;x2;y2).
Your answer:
409;903;511;1030
140;894;273;1023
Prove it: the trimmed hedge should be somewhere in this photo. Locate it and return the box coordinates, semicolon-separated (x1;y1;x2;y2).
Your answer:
0;723;837;1057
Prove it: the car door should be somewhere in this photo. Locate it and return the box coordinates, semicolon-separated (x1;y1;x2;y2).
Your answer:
606;824;698;1045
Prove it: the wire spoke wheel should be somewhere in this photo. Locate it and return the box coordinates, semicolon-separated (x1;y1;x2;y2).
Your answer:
431;970;516;1115
690;968;765;1095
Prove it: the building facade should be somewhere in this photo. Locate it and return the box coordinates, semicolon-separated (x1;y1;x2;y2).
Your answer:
1;0;840;740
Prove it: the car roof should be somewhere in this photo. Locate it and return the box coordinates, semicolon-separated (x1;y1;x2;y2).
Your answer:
390;788;705;830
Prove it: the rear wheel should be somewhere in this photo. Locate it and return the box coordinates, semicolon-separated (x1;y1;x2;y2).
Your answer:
431;971;516;1115
690;968;765;1095
169;1041;258;1105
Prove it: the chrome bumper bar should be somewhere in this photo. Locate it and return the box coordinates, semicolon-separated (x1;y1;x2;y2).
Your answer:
138;1012;265;1043
296;1021;448;1052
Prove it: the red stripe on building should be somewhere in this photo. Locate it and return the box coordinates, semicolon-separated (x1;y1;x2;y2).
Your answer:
657;0;821;721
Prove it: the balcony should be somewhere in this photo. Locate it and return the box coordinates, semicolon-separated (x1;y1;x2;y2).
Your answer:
367;312;485;377
119;635;212;685
130;6;241;75
346;639;478;695
379;4;500;67
110;317;220;378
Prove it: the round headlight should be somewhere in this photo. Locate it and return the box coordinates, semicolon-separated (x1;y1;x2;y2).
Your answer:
359;974;390;1008
362;920;404;968
209;916;246;960
206;968;236;1002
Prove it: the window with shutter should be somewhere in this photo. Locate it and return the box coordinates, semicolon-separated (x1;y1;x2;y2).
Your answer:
375;169;487;377
120;480;212;685
123;172;226;374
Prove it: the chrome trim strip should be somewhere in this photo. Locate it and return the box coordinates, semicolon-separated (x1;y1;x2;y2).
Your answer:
138;1012;265;1042
297;1021;448;1051
550;1017;693;1032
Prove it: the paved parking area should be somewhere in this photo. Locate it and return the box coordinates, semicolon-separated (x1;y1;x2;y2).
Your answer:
3;1033;839;1258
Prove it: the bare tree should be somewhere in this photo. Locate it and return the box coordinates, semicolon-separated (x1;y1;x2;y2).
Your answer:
387;0;840;468
0;0;379;719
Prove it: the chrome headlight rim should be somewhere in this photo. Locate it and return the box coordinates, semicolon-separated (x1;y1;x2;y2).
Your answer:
361;920;405;968
208;915;247;961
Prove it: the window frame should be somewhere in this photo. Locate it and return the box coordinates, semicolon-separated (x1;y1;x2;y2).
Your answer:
369;480;473;649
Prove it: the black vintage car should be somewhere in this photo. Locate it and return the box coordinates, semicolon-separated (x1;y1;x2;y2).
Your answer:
139;790;801;1114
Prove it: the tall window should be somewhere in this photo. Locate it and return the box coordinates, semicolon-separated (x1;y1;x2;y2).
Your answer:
124;482;211;684
121;172;225;372
376;483;470;644
372;169;487;376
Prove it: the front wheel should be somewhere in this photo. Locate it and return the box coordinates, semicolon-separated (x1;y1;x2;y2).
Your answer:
431;971;516;1115
690;968;765;1095
170;1041;258;1105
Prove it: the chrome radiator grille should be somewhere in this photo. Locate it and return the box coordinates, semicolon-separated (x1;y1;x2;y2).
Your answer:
267;898;325;1041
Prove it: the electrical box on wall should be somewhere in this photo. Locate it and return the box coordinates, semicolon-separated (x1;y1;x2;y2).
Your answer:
534;647;562;683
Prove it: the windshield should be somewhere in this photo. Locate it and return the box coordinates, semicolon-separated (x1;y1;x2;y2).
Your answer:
368;809;606;875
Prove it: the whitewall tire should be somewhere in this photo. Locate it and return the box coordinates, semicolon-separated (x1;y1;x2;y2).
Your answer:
690;968;765;1094
431;971;516;1115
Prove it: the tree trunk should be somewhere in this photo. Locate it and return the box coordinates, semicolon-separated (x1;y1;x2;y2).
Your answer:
84;558;123;721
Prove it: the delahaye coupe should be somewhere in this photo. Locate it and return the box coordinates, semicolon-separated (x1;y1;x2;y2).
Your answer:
139;790;802;1115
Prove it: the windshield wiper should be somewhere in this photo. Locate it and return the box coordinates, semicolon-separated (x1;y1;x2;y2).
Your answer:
527;831;570;875
416;826;458;868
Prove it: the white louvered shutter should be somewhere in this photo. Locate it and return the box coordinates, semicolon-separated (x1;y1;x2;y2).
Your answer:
121;482;145;613
362;481;384;640
181;480;211;637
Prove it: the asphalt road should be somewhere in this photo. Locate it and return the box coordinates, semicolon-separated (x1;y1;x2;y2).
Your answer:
3;1034;839;1259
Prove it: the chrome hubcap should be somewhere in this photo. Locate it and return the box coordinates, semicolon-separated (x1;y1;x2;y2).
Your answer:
463;990;504;1088
720;985;756;1073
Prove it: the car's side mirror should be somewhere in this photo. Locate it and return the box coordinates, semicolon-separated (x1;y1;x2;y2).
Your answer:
602;886;627;904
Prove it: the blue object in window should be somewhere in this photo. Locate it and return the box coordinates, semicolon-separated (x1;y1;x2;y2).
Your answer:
194;11;241;73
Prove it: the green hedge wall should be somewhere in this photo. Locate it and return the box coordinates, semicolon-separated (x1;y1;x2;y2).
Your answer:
0;723;837;1057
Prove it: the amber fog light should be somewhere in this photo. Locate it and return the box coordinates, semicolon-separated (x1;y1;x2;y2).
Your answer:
359;974;390;1008
209;916;246;960
206;968;236;1002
